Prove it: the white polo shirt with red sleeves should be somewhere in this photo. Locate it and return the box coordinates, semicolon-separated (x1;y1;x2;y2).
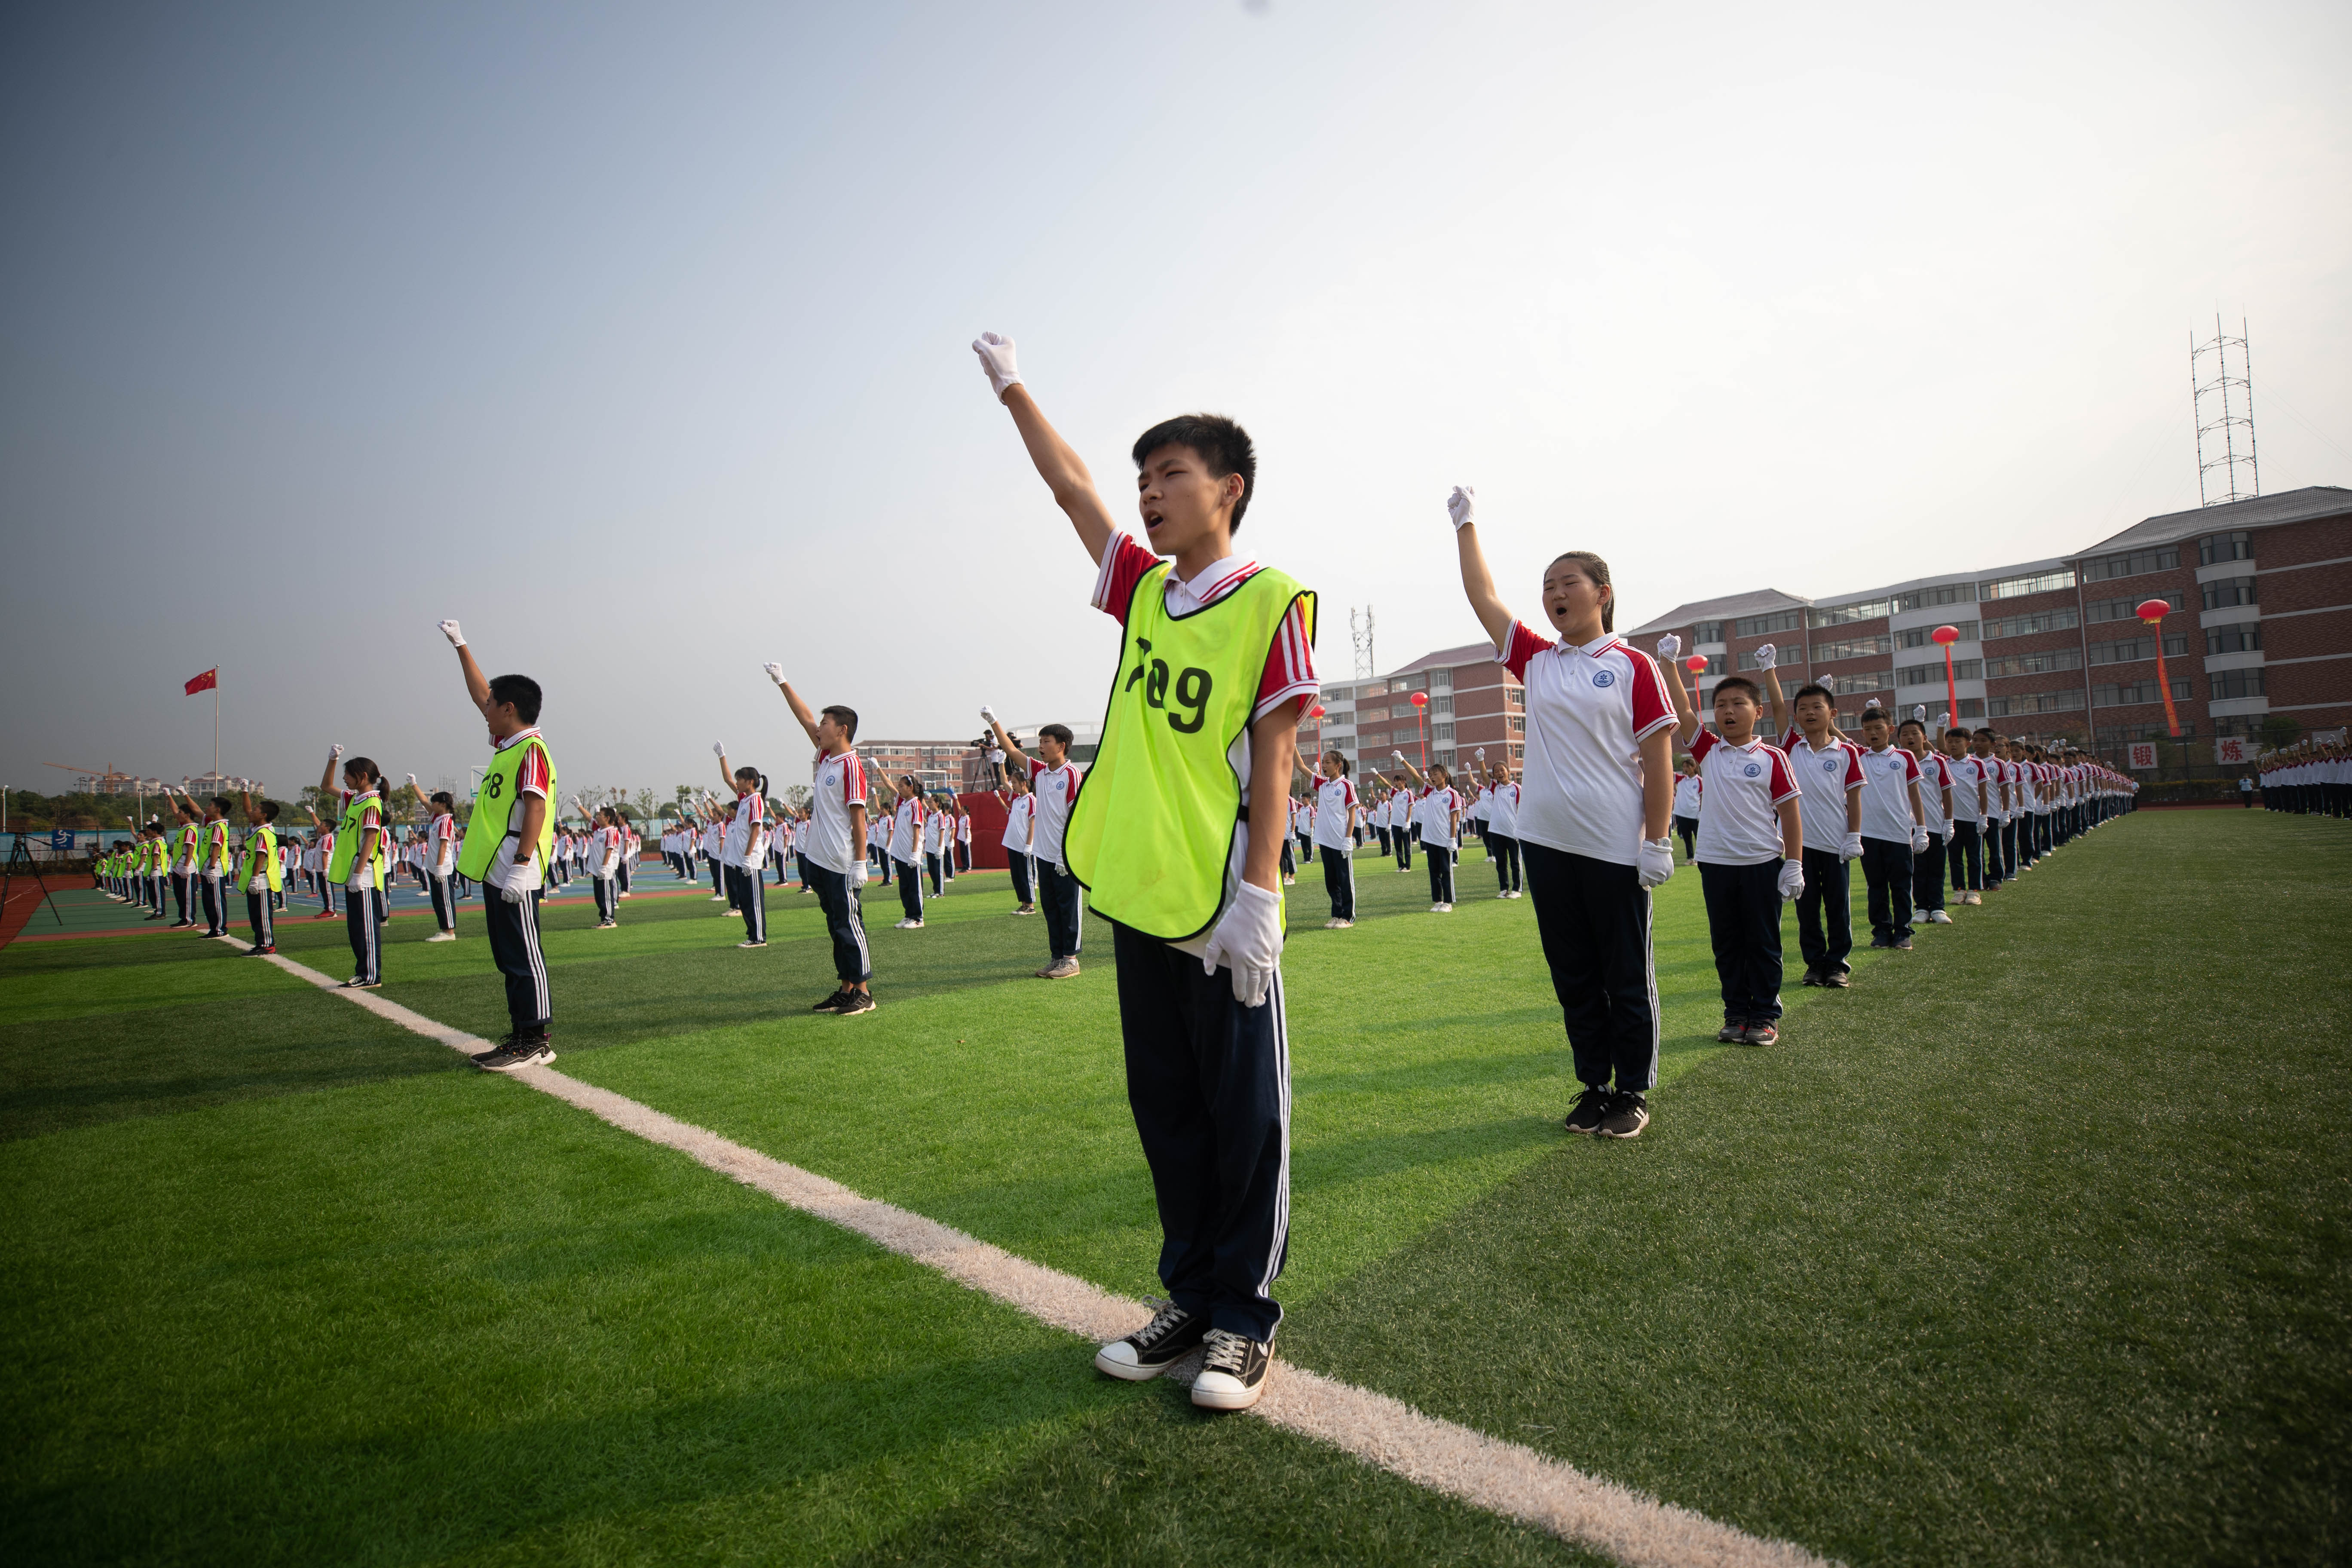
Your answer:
1913;749;1954;829
1687;730;1798;865
1026;758;1082;867
1498;623;1675;867
1856;742;1923;843
801;748;867;874
1313;775;1357;850
1779;728;1866;854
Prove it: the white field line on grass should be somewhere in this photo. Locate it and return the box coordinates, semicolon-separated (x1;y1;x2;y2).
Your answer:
233;935;1832;1568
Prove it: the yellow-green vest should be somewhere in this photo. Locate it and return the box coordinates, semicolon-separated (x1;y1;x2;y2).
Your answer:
1065;564;1314;941
459;735;558;880
328;793;389;884
175;822;199;869
240;824;281;892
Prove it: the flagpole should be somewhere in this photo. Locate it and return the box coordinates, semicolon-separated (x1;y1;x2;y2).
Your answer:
214;668;220;783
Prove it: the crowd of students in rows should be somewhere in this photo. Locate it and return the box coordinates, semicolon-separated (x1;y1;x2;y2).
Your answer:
2256;741;2351;818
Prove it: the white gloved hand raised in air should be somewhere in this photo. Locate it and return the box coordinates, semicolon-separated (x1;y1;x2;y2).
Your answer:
762;662;784;684
1656;634;1682;661
713;741;726;757
1914;705;1927;723
1446;485;1476;531
1819;673;1837;694
980;704;998;725
439;620;465;647
1200;880;1284;1008
1392;749;1405;762
1776;860;1805;899
331;744;345;760
1475;747;1486;760
1637;837;1675;889
971;333;1021;400
1754;643;1776;669
1841;830;1863;860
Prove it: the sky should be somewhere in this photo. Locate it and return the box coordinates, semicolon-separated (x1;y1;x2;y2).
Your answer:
3;0;2348;802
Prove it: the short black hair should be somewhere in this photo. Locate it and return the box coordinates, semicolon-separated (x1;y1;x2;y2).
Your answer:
1859;707;1891;726
1712;675;1762;702
211;795;233;815
1038;722;1075;747
1792;683;1833;707
822;704;859;741
489;674;542;725
1132;414;1257;535
257;801;281;822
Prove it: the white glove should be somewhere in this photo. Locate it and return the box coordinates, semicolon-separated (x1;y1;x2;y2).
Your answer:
1939;711;1953;727
1776;860;1805;899
1392;749;1405;762
1841;830;1863;861
1819;673;1837;694
1656;634;1682;660
501;855;543;902
762;662;784;684
439;619;465;647
1911;826;1929;853
849;858;869;889
1637;838;1675;889
980;703;998;725
1446;485;1476;531
405;774;418;789
1200;880;1283;1008
971;332;1021;399
713;741;726;757
1754;643;1776;670
1475;747;1486;760
330;744;344;760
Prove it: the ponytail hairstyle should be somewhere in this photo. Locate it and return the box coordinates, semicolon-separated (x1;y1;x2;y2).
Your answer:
344;756;383;798
1324;749;1351;776
1548;550;1617;633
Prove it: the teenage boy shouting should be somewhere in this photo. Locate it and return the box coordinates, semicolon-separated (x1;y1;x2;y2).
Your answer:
973;330;1314;1412
439;620;559;1071
762;665;874;1015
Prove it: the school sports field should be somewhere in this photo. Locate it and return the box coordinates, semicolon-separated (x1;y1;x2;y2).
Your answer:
4;809;2346;1566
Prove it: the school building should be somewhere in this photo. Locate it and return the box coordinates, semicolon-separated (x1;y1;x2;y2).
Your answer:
1314;643;1527;778
1621;485;2352;757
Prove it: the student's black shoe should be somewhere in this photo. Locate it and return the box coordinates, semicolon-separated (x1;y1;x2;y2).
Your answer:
1715;1021;1745;1043
472;1032;555;1072
834;989;876;1016
1893;937;1914;950
1820;969;1852;988
812;989;852;1012
1798;969;1823;986
1740;1021;1779;1046
254;945;276;955
1094;1299;1208;1381
1562;1085;1611;1135
1596;1093;1650;1139
1190;1328;1274;1410
1867;936;1892;949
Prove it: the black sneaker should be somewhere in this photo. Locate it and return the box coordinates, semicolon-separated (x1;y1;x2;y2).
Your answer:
340;977;382;990
811;989;852;1012
1716;1021;1745;1043
1190;1328;1274;1410
1740;1021;1779;1046
1820;969;1852;989
472;1032;554;1072
834;989;876;1016
1597;1092;1650;1139
1893;937;1913;950
1563;1084;1611;1135
1094;1299;1208;1381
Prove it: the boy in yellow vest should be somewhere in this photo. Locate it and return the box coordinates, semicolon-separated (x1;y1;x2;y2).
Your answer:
972;332;1317;1411
235;793;283;954
438;619;559;1071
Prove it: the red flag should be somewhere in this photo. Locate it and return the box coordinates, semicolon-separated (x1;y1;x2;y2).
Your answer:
184;668;218;695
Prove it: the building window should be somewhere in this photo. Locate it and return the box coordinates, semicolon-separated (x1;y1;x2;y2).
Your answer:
1956;698;1986;719
1692;620;1724;643
1979;649;2081;678
2079;546;2180;582
2200;576;2257;611
1982;608;2079;640
1735;609;1806;637
1506;714;1525;734
1896;658;1984;685
1987;689;2086;717
2087;634;2187;665
2110;720;2198;742
1981;568;2077;600
1504;688;1524;710
1432;723;1455;742
1431;694;1454;715
1896;620;1980;648
1431;668;1454;690
2092;679;2191;707
1831;670;1896;694
1808;598;1895;629
1390;679;1412;693
2211;669;2266;701
1896;583;1976;611
2198;530;2253;566
2086;593;2184;623
1812;635;1893;662
2205;623;2262;656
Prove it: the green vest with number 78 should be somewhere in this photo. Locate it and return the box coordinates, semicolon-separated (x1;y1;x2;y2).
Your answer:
1065;563;1314;943
459;735;558;880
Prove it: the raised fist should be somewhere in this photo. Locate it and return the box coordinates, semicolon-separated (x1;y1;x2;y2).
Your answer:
1655;634;1682;661
1753;643;1776;670
1446;485;1476;531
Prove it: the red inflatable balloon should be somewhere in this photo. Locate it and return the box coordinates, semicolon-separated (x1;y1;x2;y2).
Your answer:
1685;654;1710;674
1409;691;1428;707
2135;597;2171;623
1930;624;1960;646
1308;704;1326;719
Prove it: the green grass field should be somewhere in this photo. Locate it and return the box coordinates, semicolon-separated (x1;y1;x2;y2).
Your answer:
5;811;2347;1565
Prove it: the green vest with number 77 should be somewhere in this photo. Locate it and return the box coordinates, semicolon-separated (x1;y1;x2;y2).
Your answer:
459;735;558;880
1065;563;1314;943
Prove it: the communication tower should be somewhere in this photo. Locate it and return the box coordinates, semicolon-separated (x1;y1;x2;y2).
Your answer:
2192;316;2259;507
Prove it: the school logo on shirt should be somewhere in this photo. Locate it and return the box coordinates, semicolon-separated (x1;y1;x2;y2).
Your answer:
1592;671;1615;688
1820;756;1838;772
1743;762;1762;778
